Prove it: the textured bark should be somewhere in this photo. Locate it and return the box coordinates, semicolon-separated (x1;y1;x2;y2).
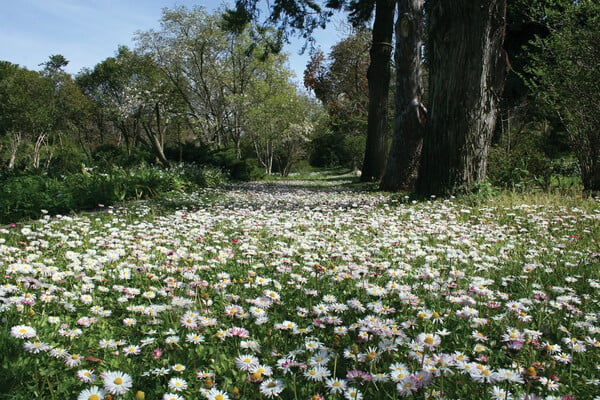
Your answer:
416;0;508;195
360;0;395;182
380;0;425;191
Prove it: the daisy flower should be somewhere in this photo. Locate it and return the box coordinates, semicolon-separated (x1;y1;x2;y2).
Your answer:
163;394;184;400
304;365;331;381
344;387;363;400
416;332;442;349
186;333;205;344
325;378;347;394
259;379;285;398
172;364;186;373
77;369;97;383
389;363;410;382
77;386;105;400
490;386;513;400
65;353;83;367
396;378;418;396
10;325;36;339
123;345;141;356
102;370;133;395
205;388;230;400
168;377;188;392
23;341;50;354
235;354;259;371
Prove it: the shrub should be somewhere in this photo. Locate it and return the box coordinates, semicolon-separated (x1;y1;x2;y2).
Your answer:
0;164;225;224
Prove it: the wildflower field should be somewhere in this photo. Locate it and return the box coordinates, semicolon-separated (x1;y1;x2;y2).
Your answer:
1;179;599;400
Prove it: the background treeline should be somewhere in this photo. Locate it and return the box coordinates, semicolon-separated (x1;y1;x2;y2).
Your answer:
0;1;598;222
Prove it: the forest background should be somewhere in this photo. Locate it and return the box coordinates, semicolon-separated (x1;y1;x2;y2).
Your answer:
0;0;598;223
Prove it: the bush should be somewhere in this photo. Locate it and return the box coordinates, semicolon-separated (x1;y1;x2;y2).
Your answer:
0;164;225;224
487;128;553;190
309;132;365;170
91;144;154;171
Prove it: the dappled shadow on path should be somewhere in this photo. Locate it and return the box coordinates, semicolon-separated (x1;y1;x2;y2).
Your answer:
214;177;386;213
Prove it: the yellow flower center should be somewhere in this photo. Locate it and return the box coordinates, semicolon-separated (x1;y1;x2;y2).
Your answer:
215;395;224;400
114;377;123;385
424;336;434;345
89;395;100;400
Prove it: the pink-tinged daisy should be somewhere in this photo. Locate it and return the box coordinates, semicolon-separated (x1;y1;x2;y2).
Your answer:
77;369;97;383
77;386;105;400
65;353;83;367
102;370;133;395
396;377;418;396
10;324;36;339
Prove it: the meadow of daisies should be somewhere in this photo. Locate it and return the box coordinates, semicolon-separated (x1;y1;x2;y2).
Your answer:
1;179;599;400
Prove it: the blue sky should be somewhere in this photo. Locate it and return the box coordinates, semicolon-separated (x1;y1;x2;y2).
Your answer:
0;0;346;81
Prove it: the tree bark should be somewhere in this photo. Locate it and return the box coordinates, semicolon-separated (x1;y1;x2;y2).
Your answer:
416;0;509;196
360;0;395;182
380;0;425;191
8;132;21;169
142;103;170;168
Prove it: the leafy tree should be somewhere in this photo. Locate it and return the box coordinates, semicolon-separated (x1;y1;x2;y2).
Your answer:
0;57;90;171
135;5;288;158
304;30;371;169
525;0;600;192
245;63;313;175
76;47;146;154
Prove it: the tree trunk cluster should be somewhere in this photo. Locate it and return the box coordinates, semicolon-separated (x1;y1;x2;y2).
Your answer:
367;0;509;195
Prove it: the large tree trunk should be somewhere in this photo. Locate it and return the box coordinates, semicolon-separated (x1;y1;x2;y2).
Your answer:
380;0;425;191
416;0;508;195
360;0;395;182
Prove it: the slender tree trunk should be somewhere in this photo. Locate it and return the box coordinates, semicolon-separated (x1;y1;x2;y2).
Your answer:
32;132;47;169
142;104;171;168
360;0;395;182
8;132;21;169
416;0;509;196
380;0;425;191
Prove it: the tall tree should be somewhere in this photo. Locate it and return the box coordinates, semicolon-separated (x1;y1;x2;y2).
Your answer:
380;0;425;190
416;0;509;195
359;0;395;182
304;30;370;169
77;47;146;154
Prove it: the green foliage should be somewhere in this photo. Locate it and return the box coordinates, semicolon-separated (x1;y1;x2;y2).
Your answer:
309;131;365;170
91;144;154;170
525;0;600;192
0;165;224;224
209;148;265;181
488;128;553;190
